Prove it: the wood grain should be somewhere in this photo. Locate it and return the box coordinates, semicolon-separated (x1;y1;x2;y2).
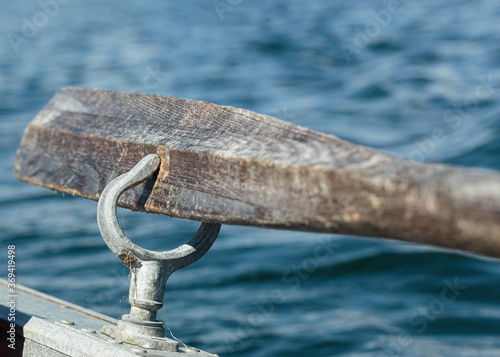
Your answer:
13;87;500;257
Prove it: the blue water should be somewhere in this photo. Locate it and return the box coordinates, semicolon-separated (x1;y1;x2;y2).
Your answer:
1;0;500;356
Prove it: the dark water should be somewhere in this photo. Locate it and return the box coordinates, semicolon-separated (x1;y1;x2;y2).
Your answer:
1;1;500;356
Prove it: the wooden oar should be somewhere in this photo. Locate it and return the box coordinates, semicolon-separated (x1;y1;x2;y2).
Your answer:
14;87;500;257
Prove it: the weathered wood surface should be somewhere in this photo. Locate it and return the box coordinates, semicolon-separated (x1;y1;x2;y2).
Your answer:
14;87;500;257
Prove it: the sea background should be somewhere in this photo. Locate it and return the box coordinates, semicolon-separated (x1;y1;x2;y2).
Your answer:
1;1;500;356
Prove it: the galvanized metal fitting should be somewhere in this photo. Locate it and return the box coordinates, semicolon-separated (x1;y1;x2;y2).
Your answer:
97;154;221;352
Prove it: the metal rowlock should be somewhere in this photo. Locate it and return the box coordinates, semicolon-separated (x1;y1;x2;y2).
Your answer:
97;154;220;353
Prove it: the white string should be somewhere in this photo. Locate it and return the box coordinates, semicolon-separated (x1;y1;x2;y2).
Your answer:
156;315;190;350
